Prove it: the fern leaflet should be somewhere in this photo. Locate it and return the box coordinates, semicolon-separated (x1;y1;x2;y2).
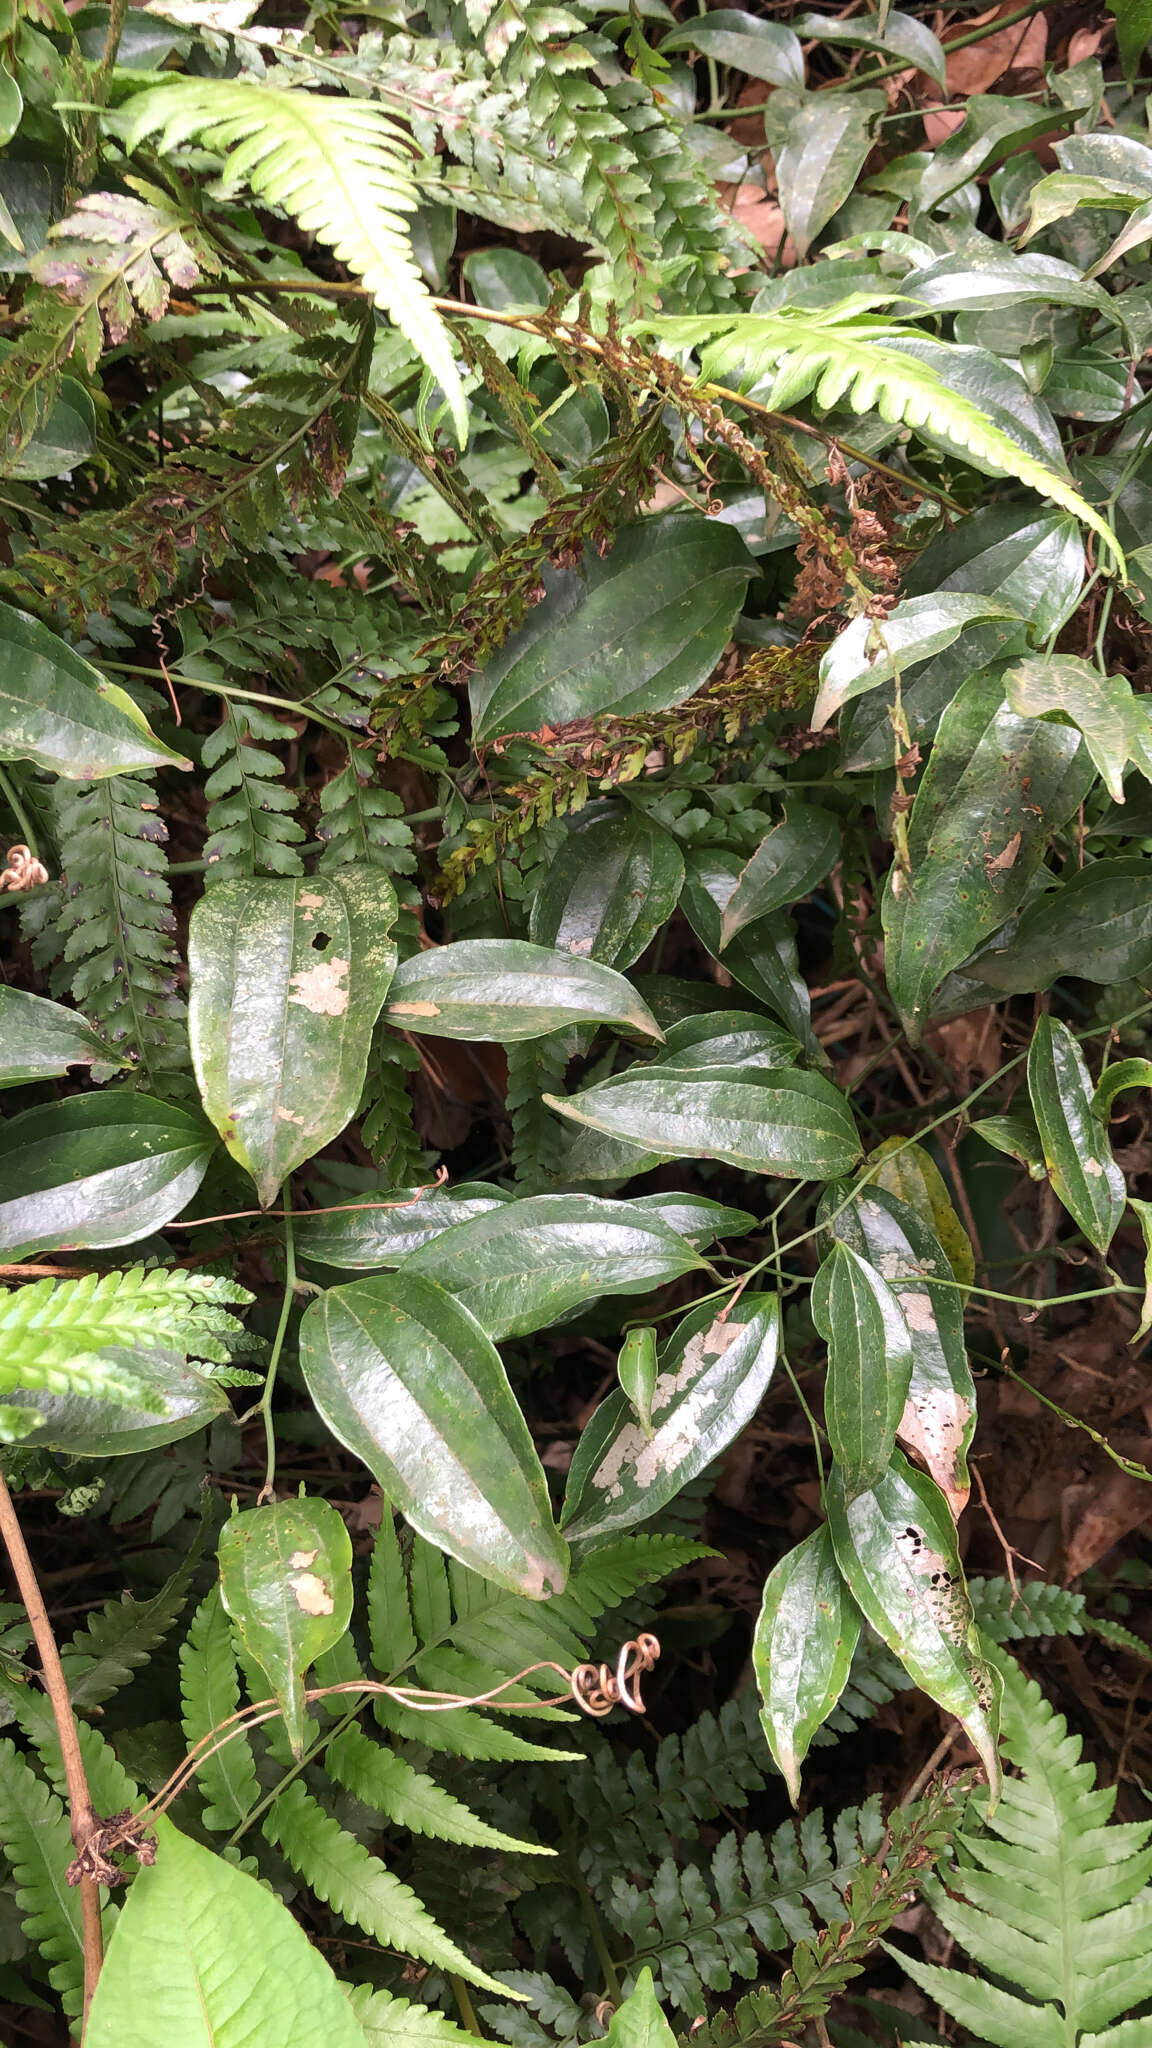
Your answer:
0;1740;84;2015
326;1722;546;1855
202;702;306;882
122;79;467;441
350;1983;488;2048
891;1648;1152;2046
180;1585;260;1832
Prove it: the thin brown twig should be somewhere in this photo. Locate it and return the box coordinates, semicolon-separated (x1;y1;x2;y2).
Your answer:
0;1475;104;2023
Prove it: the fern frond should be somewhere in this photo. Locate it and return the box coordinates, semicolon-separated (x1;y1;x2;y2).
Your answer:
40;772;187;1080
316;754;417;879
506;1039;569;1189
967;1576;1088;1644
0;184;213;456
360;1026;432;1184
179;1585;259;1832
637;310;1122;571
606;1804;888;2017
13;1685;141;1825
61;1513;207;1710
202;702;306;883
121;79;467;442
0;1740;84;2015
680;1783;959;2048
0;1268;252;1386
327;1722;547;1854
265;1777;512;1995
891;1649;1152;2046
349;1983;488;2048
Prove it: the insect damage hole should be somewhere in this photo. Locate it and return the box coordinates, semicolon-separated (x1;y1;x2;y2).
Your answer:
310;929;332;951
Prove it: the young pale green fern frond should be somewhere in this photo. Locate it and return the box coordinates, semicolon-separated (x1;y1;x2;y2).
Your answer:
889;1648;1152;2046
636;310;1123;574
120;80;467;442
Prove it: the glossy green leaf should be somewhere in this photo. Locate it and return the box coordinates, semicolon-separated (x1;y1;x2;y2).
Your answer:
827;1455;1001;1805
1110;0;1152;81
1027;1015;1124;1254
1004;654;1139;803
469;517;755;743
659;1010;802;1069
814;1241;913;1499
529;806;685;971
812;593;1019;732
1092;1057;1152;1120
188;868;399;1207
0;358;93;480
299;1272;568;1598
385;940;662;1044
792;9;945;84
763;90;886;262
1;1347;230;1454
753;1525;862;1805
900;248;1109;317
718;807;839;947
659;12;802;87
218;1497;353;1756
617;1325;658;1435
600;1971;679;2048
545;1064;860;1178
84;1817;367;2048
0;68;22;149
681;851;813;1046
562;1293;780;1543
0;1095;213;1259
898;503;1085;647
869;1138;975;1289
403;1194;706;1340
295;1184;510;1270
826;1187;976;1519
882;668;1094;1042
972;1111;1048;1180
918;95;1087;214
0;987;118;1086
628;1191;756;1249
976;857;1152;994
0;602;191;778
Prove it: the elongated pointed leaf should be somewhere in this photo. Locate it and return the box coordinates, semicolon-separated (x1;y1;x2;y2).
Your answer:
812;594;1020;732
1027;1015;1124;1253
0;1095;213;1259
719;807;839;947
0;987;119;1086
188;867;398;1207
0;602;191;778
827;1455;1001;1805
814;1242;913;1499
1005;653;1140;803
529;806;685;971
827;1187;977;1519
659;12;803;86
84;1817;367;2048
385;940;662;1044
403;1194;706;1340
299;1272;568;1598
218;1498;353;1757
882;669;1094;1042
682;850;814;1046
469;517;755;742
869;1138;975;1289
1092;1057;1152;1120
562;1293;780;1542
295;1184;510;1270
792;8;945;85
753;1525;862;1805
617;1326;659;1434
763;90;886;261
977;857;1152;994
545;1064;860;1178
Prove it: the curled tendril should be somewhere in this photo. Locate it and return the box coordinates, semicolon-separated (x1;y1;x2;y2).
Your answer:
570;1633;660;1718
0;845;49;892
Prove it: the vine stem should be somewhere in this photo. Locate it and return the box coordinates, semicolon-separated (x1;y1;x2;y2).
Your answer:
0;1473;104;2023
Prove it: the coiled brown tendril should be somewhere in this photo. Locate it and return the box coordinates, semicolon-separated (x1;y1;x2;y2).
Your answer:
570;1632;660;1718
0;845;48;893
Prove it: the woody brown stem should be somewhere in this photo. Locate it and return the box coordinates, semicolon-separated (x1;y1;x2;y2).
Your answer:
0;1474;103;2027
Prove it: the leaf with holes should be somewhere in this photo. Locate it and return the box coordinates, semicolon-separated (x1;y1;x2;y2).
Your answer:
217;1497;353;1757
562;1293;780;1542
828;1455;1001;1807
1027;1015;1125;1254
299;1272;568;1599
753;1524;862;1806
188;868;398;1207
